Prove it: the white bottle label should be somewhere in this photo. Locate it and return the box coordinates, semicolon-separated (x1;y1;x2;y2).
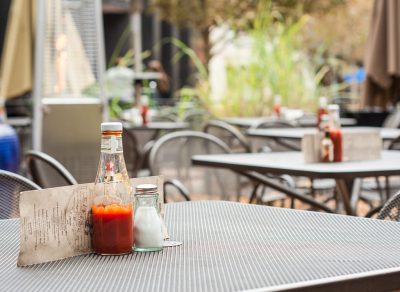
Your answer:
101;136;123;153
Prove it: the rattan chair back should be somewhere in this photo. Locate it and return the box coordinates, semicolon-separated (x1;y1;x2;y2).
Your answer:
377;190;400;221
0;170;41;219
250;119;295;130
203;120;251;153
149;131;242;201
25;150;78;188
183;109;211;131
122;127;141;178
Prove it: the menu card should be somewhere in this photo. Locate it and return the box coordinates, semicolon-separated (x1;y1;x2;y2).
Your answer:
17;176;164;267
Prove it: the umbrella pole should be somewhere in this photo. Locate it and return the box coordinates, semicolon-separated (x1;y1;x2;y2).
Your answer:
32;0;46;151
94;0;108;122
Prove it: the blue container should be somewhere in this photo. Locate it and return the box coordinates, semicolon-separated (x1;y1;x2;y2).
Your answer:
0;124;20;172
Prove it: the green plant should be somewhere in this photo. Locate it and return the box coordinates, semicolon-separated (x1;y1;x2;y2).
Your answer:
171;1;345;117
218;1;343;116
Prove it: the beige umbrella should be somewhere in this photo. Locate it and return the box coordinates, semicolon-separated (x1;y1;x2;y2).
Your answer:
363;0;400;109
0;0;34;101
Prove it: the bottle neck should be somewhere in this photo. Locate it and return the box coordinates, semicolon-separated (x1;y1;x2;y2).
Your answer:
101;131;123;154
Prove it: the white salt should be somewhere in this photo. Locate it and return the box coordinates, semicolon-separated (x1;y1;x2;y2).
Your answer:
134;206;163;249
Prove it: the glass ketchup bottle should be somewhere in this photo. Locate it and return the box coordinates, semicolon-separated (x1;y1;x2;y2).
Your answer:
140;96;149;126
92;122;133;255
327;104;343;162
317;96;328;128
273;95;282;119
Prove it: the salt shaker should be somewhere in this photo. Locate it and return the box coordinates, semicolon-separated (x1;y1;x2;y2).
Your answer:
134;184;164;252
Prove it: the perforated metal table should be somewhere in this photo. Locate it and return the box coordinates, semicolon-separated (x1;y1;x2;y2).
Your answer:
1;201;400;291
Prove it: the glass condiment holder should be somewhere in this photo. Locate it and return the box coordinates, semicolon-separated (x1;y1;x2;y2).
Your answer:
134;184;164;252
92;122;133;255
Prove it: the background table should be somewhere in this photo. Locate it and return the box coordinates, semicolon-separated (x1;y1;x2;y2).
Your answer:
247;127;400;142
2;201;400;291
192;151;400;215
223;117;357;128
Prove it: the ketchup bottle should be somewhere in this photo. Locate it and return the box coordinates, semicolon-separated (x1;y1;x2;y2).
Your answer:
327;104;343;162
317;96;328;128
140;96;149;126
273;95;282;118
92;122;133;255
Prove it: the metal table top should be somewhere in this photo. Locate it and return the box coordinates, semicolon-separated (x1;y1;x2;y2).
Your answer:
222;117;357;128
192;150;400;179
247;127;400;141
2;201;400;291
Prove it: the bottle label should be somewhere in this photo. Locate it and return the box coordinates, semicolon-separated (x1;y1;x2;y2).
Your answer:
101;136;123;153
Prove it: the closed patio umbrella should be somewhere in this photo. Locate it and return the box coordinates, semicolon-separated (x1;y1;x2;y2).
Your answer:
363;0;400;109
0;0;34;101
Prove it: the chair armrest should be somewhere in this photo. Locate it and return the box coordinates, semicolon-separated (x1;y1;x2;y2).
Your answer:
164;179;191;202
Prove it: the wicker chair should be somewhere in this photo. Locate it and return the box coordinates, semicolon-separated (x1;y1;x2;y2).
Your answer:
149;131;241;202
366;190;400;220
377;190;400;220
251;119;296;129
203;120;251;153
183;109;211;131
122;127;141;178
25;150;78;188
0;170;41;219
360;136;400;206
249;119;299;152
203;120;289;205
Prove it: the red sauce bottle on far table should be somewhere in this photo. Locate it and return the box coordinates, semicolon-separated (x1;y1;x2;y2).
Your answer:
317;96;328;128
140;96;149;126
327;104;343;162
273;95;282;118
92;122;133;255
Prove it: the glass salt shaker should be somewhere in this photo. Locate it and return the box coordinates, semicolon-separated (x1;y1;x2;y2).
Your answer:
134;184;164;252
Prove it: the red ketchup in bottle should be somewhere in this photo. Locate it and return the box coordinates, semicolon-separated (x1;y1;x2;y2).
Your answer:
329;128;343;162
92;123;134;255
92;203;133;255
327;104;343;162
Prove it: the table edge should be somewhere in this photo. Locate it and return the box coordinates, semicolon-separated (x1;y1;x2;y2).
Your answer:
192;152;400;179
247;266;400;292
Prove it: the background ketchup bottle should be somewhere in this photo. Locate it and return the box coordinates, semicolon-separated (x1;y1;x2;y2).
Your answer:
317;96;328;128
140;96;149;126
273;95;282;118
329;128;343;162
327;104;343;162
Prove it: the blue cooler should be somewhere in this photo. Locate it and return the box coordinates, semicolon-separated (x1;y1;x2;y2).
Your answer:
0;124;20;172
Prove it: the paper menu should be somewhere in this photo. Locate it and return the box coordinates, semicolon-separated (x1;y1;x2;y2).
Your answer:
18;176;164;267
